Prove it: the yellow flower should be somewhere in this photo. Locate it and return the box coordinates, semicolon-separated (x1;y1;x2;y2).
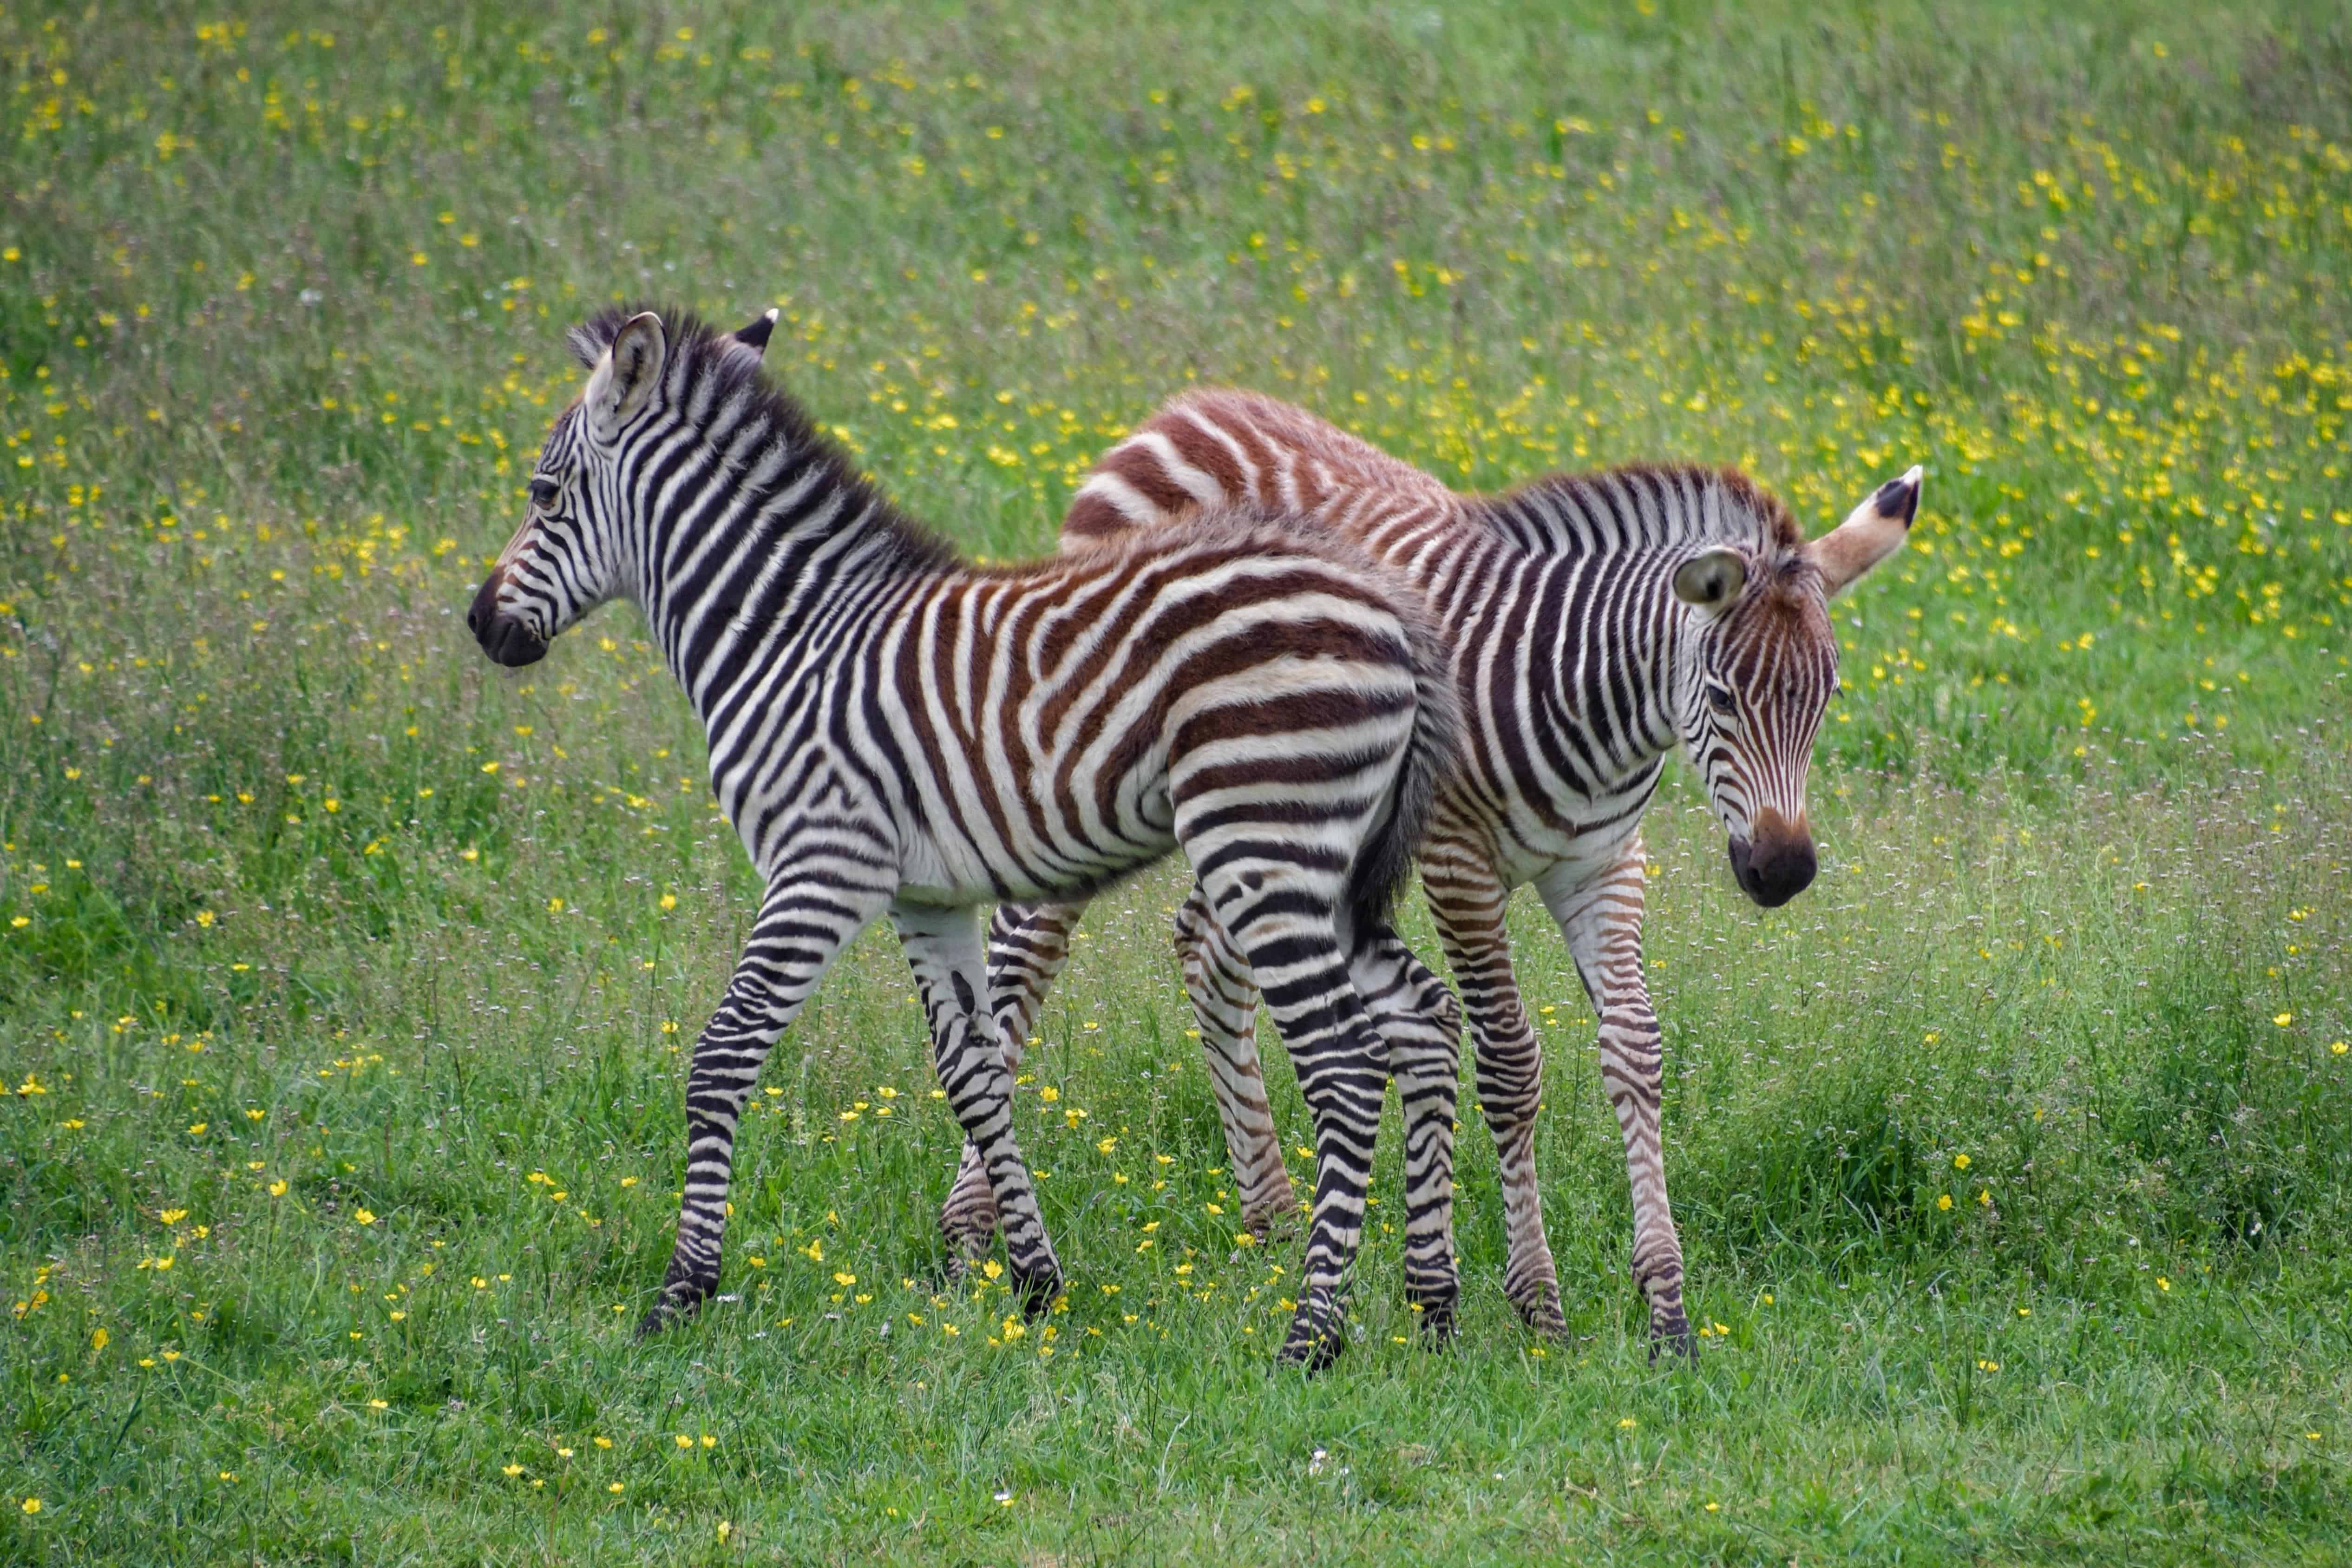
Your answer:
269;1180;288;1197
659;894;677;911
608;1482;625;1494
1617;1417;1637;1430
717;1522;733;1544
354;1209;376;1226
186;1123;207;1136
91;1327;108;1351
675;1433;693;1449
21;1498;39;1514
159;1209;189;1225
2273;1013;2293;1027
594;1437;613;1450
2157;1277;2171;1292
1952;1153;1970;1170
369;1399;388;1409
1937;1194;1953;1211
502;1464;524;1477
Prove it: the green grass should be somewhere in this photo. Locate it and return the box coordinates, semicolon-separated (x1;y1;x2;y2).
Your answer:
4;0;2351;1560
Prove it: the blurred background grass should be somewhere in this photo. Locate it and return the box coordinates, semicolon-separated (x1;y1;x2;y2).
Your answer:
3;1;2350;1561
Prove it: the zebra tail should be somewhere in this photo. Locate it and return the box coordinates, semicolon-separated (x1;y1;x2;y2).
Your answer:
1344;585;1460;953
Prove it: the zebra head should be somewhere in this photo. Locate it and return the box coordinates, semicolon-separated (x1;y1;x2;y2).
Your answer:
1669;466;1923;907
467;307;779;667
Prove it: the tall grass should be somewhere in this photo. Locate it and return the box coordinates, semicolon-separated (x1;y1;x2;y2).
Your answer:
3;1;2350;1560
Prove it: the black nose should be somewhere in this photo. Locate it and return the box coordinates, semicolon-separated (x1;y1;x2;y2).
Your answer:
1727;835;1817;908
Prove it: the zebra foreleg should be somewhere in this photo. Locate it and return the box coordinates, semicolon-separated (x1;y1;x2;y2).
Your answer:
1171;888;1299;1239
1423;840;1569;1339
642;877;885;1339
1540;845;1695;1363
938;900;1088;1268
1349;925;1464;1340
896;900;1064;1315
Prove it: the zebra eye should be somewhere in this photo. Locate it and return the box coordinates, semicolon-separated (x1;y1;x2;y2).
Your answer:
1706;684;1736;716
529;478;560;510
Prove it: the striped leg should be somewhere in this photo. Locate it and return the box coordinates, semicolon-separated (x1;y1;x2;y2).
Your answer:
1536;843;1694;1361
895;900;1063;1312
1170;891;1298;1236
1198;867;1388;1372
1349;924;1465;1337
1173;892;1464;1330
642;875;891;1337
938;901;1088;1263
1421;837;1567;1336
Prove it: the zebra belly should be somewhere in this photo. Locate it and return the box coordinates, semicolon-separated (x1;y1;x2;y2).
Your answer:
1480;798;1647;896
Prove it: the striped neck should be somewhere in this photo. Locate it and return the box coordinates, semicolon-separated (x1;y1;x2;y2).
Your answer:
621;406;954;725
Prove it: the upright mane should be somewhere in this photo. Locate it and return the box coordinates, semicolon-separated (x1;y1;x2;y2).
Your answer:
1472;462;1803;563
566;304;961;574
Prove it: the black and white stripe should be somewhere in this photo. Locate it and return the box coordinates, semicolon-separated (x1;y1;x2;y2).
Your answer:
469;315;1459;1367
949;388;1920;1354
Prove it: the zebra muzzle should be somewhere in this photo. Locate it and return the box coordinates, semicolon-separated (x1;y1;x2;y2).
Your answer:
468;572;548;668
1726;811;1816;908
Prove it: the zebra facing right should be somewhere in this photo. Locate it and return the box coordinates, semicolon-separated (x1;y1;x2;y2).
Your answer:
954;389;1921;1357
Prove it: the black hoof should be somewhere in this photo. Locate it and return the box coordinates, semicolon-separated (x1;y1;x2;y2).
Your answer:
1648;1319;1699;1366
1511;1288;1571;1342
1012;1267;1064;1319
1408;1288;1460;1345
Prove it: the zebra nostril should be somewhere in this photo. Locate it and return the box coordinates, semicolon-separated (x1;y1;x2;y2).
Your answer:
466;605;480;635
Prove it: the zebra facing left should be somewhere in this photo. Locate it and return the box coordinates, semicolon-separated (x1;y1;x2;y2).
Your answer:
465;306;1459;1367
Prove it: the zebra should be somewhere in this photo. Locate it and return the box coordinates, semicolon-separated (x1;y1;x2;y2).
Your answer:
465;310;1460;1368
942;387;1920;1357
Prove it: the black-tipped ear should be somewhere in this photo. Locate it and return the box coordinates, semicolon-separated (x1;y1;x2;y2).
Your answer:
733;308;780;359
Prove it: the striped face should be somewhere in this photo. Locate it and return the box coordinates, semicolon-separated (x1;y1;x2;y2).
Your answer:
1672;466;1925;907
468;406;604;668
1675;554;1838;907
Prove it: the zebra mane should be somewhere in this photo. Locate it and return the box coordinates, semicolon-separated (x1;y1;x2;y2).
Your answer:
1473;463;1803;563
568;305;960;574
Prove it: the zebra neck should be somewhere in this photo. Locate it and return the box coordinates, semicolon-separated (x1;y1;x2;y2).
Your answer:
631;452;922;725
1528;547;1688;786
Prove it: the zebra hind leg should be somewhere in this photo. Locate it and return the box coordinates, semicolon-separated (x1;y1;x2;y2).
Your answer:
1423;843;1570;1340
1171;888;1299;1240
1197;868;1388;1373
938;901;1086;1275
1351;926;1464;1342
896;900;1064;1316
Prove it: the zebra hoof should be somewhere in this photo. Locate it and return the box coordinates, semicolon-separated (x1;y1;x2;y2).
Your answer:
1510;1287;1571;1342
1647;1315;1699;1366
1011;1266;1064;1319
1241;1197;1301;1245
634;1292;703;1341
1274;1323;1345;1374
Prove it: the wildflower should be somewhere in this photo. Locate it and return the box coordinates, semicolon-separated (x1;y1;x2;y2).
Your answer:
91;1328;107;1352
21;1499;39;1515
269;1180;288;1197
503;1464;524;1477
675;1433;693;1449
609;1483;624;1494
2157;1277;2171;1292
717;1521;733;1543
2273;1013;2293;1027
1937;1194;1953;1212
1952;1153;1970;1171
354;1209;376;1226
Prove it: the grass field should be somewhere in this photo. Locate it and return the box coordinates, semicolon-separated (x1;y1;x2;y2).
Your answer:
5;1;2352;1560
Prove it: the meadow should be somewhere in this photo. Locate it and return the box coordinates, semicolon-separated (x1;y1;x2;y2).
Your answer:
3;0;2350;1560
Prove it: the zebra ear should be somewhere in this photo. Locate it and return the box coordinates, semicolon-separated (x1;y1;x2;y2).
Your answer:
1808;465;1923;598
1672;546;1748;613
585;310;667;438
730;308;780;361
